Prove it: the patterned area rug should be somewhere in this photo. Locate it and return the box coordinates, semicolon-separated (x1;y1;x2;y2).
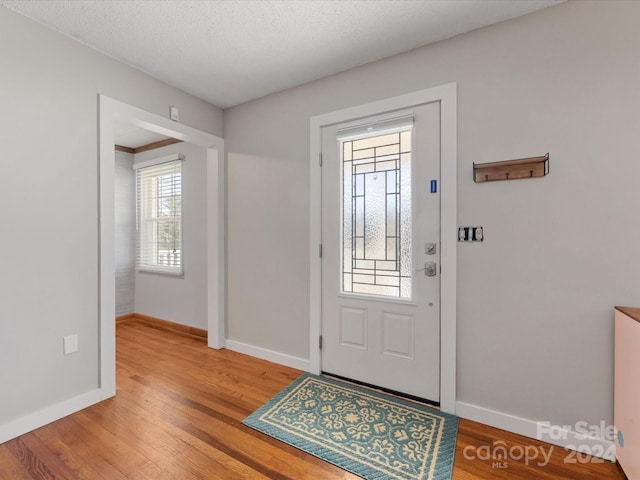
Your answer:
243;373;459;480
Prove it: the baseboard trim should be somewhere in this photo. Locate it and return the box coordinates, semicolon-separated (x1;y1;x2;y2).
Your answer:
225;339;310;372
456;401;615;461
121;313;208;341
0;389;103;444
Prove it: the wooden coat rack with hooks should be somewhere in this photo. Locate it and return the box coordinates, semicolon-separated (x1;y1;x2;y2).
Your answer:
473;153;549;183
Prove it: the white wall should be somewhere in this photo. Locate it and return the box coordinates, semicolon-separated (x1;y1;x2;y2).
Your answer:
133;142;208;330
0;5;222;427
115;150;135;316
224;0;640;436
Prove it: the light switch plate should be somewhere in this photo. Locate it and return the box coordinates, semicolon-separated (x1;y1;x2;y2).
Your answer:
458;226;484;242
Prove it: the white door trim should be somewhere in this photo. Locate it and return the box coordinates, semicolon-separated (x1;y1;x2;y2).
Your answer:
98;95;226;399
309;83;457;414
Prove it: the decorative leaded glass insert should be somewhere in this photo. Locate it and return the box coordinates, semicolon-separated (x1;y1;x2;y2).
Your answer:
341;128;412;299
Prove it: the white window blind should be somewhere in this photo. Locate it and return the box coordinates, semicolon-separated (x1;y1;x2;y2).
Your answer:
134;155;183;275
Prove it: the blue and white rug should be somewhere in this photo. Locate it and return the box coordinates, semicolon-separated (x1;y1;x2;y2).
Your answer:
243;373;459;480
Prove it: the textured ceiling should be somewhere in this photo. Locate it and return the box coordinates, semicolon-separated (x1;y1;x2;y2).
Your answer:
1;0;563;109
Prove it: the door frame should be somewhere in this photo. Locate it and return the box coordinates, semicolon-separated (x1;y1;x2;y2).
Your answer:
309;83;457;414
98;95;226;399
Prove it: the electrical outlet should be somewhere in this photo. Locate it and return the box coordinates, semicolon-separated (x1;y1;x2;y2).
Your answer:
63;334;78;355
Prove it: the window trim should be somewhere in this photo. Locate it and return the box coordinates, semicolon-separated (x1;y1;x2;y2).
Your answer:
134;153;184;276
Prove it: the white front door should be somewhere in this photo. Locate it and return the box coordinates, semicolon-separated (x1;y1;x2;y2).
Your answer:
321;102;441;402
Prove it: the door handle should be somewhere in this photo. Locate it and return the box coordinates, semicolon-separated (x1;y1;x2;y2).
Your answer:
424;262;437;277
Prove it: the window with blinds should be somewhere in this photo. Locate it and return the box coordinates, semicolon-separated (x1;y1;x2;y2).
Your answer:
134;155;183;275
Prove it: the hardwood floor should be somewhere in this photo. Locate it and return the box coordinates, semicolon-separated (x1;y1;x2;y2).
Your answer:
0;320;625;479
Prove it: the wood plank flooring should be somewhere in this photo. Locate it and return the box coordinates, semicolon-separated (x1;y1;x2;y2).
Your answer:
0;320;626;479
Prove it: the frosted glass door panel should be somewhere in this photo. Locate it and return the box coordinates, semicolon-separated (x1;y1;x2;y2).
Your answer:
341;130;412;299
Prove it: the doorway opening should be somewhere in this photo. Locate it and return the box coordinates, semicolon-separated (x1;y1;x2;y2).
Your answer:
98;95;225;400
